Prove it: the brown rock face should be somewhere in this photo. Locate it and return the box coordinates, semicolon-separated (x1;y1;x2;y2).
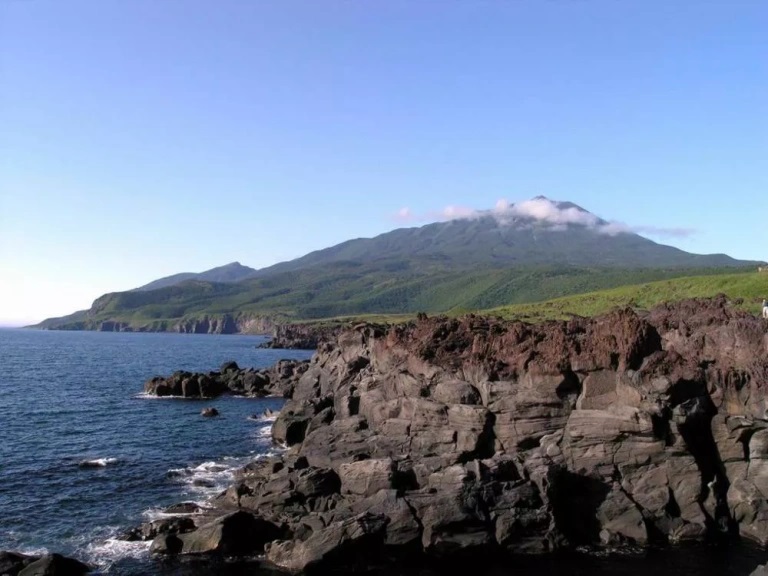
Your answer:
160;296;768;573
260;323;344;350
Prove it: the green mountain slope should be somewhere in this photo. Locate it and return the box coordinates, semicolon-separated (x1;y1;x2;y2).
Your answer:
33;198;765;331
135;262;257;291
254;212;750;279
34;265;760;331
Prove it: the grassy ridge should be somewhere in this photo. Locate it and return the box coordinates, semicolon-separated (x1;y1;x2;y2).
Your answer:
42;265;756;330
36;267;766;331
485;271;768;322
286;271;768;328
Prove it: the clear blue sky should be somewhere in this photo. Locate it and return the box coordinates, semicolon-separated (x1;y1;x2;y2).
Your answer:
1;0;766;326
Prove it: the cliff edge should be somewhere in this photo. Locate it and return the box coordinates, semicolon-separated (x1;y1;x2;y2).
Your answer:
144;295;768;573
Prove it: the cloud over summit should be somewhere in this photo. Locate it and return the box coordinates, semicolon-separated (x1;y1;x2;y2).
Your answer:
394;196;695;239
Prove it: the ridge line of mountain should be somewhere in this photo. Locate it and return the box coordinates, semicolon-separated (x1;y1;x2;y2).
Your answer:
31;197;766;331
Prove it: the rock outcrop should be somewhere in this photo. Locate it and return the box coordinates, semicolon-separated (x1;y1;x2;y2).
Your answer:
55;313;280;334
147;295;768;573
0;552;90;576
259;323;344;350
143;359;309;399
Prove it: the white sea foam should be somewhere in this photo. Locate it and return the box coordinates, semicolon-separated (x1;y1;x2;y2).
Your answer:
247;409;280;422
167;459;244;498
79;457;119;468
252;425;273;440
84;537;151;571
141;502;208;522
15;545;49;557
132;393;185;400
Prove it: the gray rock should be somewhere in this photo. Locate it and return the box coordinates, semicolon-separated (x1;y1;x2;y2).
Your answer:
265;512;388;573
0;551;35;576
339;458;394;496
175;511;282;555
17;554;89;576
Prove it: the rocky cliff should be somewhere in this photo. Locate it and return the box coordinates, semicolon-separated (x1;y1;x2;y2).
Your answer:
91;314;277;334
259;323;345;349
141;295;768;573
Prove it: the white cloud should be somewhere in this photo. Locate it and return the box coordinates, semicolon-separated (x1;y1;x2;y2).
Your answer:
391;196;696;239
439;205;476;220
394;207;414;222
494;199;510;212
497;197;601;227
631;225;696;239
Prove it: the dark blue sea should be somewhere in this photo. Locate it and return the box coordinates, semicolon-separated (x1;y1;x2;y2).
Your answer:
0;328;312;574
1;328;767;575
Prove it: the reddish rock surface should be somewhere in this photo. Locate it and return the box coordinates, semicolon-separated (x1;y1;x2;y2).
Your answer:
148;295;768;573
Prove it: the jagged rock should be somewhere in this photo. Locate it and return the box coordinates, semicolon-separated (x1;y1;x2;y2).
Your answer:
265;512;388;573
0;551;35;576
220;360;240;373
338;458;394;496
153;296;768;570
17;553;90;576
123;516;196;541
142;359;309;400
295;467;341;498
272;414;311;446
150;534;183;555
164;502;205;514
155;511;282;556
260;323;344;350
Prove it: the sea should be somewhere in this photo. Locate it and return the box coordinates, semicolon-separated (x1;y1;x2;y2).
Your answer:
1;328;767;575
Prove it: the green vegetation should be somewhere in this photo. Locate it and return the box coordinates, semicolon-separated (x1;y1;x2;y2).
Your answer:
33;211;764;331
37;266;764;331
485;271;768;322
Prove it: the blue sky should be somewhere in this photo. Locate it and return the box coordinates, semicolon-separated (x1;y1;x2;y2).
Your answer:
1;0;766;326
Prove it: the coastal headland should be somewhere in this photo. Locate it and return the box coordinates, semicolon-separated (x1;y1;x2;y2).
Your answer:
132;294;768;574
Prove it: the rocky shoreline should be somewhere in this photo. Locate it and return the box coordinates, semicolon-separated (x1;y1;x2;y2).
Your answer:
257;323;345;350
129;296;768;573
0;551;90;575
142;359;308;398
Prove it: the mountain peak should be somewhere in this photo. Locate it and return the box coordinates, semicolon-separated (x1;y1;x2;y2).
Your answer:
134;261;257;292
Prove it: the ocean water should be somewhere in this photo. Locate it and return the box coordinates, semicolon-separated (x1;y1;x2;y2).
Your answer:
1;328;767;576
0;328;312;574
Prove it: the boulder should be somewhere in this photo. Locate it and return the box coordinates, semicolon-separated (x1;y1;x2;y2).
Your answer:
338;459;394;496
201;407;219;417
124;516;196;541
0;551;35;576
172;511;282;555
272;414;311;446
265;512;388;573
295;467;341;498
220;360;240;374
17;554;90;576
150;534;183;555
163;502;205;514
